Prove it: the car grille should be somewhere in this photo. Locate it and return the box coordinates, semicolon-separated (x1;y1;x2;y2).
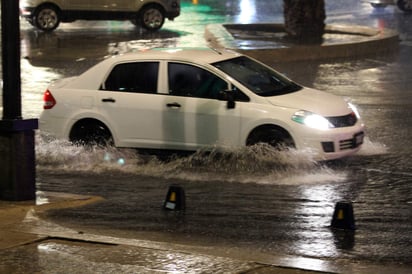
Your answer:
339;138;355;150
327;112;357;128
322;132;364;153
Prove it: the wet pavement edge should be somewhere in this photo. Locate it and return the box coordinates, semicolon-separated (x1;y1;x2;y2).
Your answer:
205;23;400;62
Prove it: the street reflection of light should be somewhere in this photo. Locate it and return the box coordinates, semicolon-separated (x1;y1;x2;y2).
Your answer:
377;18;386;30
38;243;53;252
281;256;335;272
290;184;343;257
298;184;342;220
20;59;62;118
36;191;50;205
239;0;256;23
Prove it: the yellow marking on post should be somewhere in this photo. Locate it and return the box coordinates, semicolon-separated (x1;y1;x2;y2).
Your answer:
338;209;344;220
170;192;176;202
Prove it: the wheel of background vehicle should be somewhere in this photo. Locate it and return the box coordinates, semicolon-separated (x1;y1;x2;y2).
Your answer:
33;5;60;31
246;126;295;149
370;3;388;8
397;0;412;12
139;5;165;31
69;120;113;147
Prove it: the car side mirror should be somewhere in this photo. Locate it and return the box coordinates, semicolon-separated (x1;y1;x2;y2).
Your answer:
219;90;236;109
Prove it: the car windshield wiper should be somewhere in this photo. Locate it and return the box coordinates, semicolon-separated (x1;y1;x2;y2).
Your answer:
259;83;302;97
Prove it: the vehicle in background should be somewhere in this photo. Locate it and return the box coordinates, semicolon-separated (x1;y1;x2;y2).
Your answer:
19;0;180;32
368;0;412;12
39;48;365;161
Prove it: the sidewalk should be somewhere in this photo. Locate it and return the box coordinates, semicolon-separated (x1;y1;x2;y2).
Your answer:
0;191;327;273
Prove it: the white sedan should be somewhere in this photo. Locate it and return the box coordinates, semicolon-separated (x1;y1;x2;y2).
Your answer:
39;48;365;160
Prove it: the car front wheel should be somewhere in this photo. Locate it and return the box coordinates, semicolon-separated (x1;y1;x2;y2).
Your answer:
246;127;295;150
397;0;412;12
34;5;60;31
139;5;165;31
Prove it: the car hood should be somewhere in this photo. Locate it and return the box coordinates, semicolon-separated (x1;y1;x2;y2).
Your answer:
265;87;351;116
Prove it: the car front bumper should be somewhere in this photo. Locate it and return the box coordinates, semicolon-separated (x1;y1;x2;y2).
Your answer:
293;123;366;161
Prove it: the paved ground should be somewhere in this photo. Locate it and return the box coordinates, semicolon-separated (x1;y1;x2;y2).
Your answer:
2;191;410;273
0;192;327;273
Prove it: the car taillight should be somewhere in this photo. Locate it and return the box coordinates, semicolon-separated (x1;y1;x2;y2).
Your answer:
43;89;56;109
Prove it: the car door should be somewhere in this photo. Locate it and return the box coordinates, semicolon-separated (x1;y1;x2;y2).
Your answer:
88;0;125;11
165;62;242;150
98;61;167;148
63;0;90;10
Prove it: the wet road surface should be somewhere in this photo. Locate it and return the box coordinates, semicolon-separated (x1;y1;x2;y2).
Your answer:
1;0;411;271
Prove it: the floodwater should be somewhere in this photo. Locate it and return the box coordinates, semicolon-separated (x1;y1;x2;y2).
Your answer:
1;0;412;268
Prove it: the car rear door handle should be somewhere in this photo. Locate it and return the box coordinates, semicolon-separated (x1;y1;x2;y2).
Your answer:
102;98;116;103
166;102;181;108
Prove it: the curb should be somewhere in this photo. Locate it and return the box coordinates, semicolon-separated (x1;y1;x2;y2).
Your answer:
0;192;104;250
205;23;400;62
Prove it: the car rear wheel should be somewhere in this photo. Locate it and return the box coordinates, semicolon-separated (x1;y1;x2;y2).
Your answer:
34;5;60;31
139;5;165;31
69;120;113;147
246;126;295;150
397;0;412;12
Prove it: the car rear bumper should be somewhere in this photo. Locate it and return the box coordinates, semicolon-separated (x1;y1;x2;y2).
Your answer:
39;115;68;140
165;1;180;20
20;7;35;18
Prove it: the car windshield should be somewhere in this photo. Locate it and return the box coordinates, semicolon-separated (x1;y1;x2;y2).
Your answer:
213;56;302;96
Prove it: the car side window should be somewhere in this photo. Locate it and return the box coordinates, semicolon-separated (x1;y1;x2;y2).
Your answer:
102;62;159;93
168;63;227;99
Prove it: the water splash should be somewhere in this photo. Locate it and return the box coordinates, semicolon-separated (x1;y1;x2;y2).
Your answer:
37;135;373;185
357;137;388;156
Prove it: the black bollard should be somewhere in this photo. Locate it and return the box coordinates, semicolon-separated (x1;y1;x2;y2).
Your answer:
331;201;356;230
163;185;185;211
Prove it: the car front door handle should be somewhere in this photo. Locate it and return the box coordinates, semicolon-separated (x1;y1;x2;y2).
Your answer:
166;102;181;108
102;98;116;103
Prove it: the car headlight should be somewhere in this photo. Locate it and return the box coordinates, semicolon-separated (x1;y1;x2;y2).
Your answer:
348;102;361;119
292;110;334;130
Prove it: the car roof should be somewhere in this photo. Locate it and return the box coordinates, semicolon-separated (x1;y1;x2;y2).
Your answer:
107;47;243;65
66;48;243;90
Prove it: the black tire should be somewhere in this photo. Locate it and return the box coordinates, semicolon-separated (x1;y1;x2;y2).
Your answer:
246;127;295;149
139;5;165;31
69;120;113;147
33;5;60;31
397;0;412;12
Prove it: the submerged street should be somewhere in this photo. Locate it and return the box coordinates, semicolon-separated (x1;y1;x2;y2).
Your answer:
1;0;411;272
